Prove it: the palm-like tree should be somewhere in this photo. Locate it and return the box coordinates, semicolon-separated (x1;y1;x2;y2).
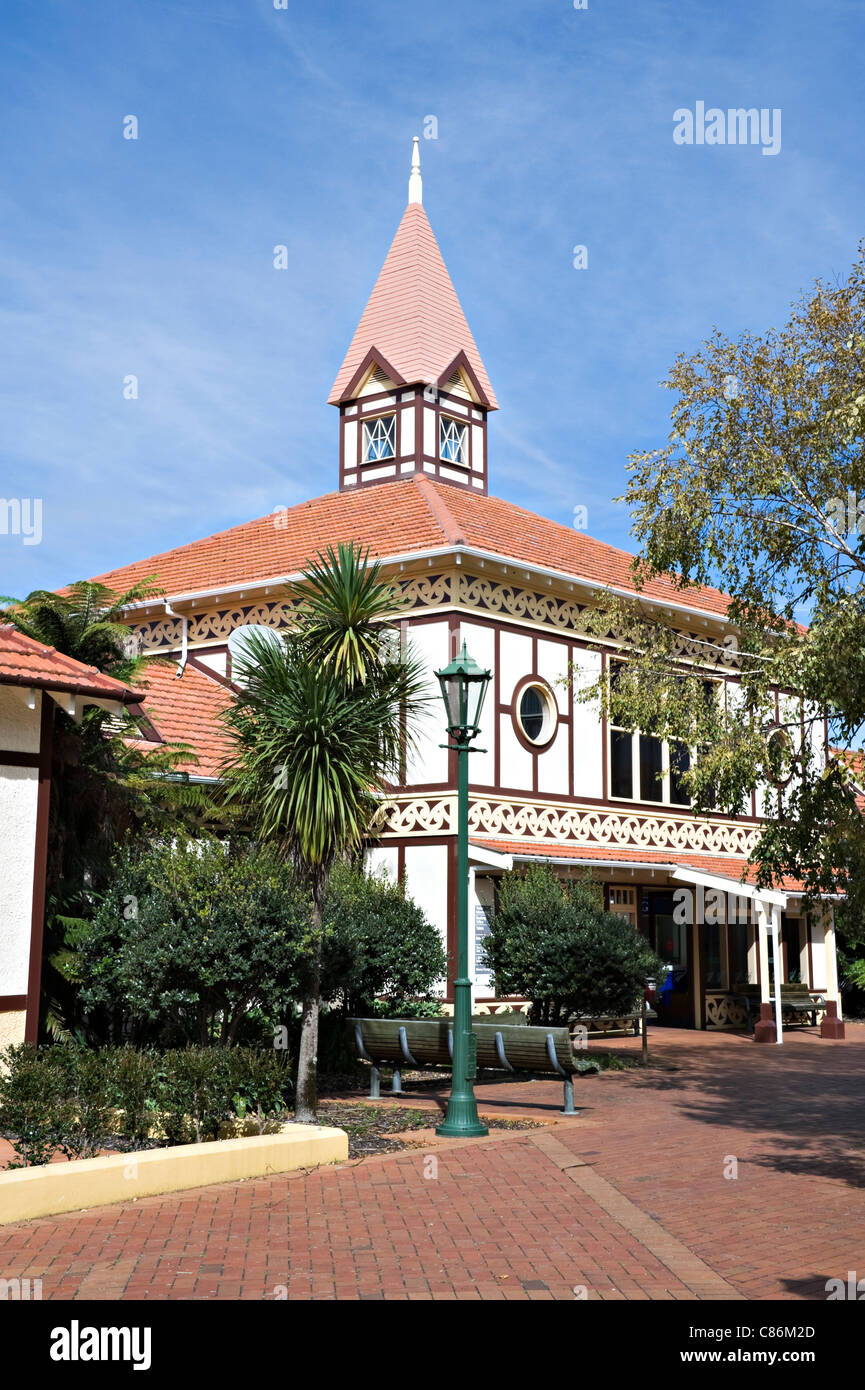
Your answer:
0;579;159;683
222;544;428;1121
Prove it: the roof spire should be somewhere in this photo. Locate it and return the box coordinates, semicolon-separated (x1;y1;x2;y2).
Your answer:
408;135;422;205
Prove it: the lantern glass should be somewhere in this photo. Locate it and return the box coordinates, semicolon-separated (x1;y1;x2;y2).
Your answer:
465;673;488;730
435;642;491;738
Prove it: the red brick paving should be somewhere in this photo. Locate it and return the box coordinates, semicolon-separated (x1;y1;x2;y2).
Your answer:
1;1026;863;1301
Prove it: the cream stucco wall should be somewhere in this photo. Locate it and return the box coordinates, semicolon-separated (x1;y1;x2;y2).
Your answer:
0;1010;26;1049
0;685;41;754
404;620;450;785
403;842;449;990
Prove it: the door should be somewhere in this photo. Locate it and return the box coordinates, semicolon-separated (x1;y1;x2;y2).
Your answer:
650;892;693;1027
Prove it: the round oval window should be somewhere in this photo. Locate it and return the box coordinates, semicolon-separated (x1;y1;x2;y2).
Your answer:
517;684;555;745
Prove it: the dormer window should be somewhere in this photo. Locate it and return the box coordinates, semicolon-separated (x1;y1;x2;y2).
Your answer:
440;417;468;466
363;414;396;462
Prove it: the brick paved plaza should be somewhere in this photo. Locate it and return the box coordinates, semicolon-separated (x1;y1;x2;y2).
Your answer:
1;1027;862;1301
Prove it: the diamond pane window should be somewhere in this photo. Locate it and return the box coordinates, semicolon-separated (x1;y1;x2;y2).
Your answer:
440;416;468;465
362;414;396;462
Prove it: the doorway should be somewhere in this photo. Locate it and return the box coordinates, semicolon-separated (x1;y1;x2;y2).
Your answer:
646;890;694;1028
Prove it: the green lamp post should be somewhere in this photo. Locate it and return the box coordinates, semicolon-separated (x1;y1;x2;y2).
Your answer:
435;641;492;1138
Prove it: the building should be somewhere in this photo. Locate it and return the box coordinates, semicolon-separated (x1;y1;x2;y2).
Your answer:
85;142;842;1035
0;626;141;1047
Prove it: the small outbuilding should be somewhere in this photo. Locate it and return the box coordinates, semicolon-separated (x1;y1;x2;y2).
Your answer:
0;625;141;1047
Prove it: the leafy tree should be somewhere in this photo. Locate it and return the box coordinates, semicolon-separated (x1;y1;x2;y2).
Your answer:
321;861;447;1015
483;865;660;1024
0;579;154;685
77;837;313;1046
221;542;427;1120
576;243;865;940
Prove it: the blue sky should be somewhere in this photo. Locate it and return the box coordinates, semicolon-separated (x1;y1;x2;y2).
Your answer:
1;0;863;594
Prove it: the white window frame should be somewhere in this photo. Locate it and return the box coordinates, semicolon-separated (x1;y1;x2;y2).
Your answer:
439;415;468;466
607;661;721;807
515;679;558;747
362;413;396;462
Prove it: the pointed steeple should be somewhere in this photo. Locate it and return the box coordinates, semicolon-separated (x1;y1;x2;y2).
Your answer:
408;134;422;204
328;142;497;410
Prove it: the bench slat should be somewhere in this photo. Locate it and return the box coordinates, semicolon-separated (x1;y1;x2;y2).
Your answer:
347;1018;576;1074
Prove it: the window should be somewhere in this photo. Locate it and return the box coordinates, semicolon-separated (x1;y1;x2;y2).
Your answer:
610;728;633;797
440;416;468;465
704;922;724;989
669;741;691;805
765;726;794;786
728;921;751;986
639;734;664;802
609;886;637;925
608;659;721;807
362;414;396;462
515;681;557;746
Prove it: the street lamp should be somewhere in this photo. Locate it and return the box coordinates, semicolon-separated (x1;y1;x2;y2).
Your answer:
434;641;491;1138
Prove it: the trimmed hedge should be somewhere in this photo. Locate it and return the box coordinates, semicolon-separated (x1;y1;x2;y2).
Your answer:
0;1044;293;1168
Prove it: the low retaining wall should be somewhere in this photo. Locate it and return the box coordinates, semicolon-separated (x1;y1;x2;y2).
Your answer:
0;1123;347;1226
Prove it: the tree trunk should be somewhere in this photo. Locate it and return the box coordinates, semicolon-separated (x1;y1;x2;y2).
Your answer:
294;874;326;1123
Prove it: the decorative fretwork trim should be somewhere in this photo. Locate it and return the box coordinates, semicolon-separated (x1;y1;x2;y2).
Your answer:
130;568;739;671
373;793;759;856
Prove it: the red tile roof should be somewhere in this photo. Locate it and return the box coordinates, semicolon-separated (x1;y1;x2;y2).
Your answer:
328;203;497;407
472;838;807;893
129;658;235;779
0;625;142;702
90;475;732;620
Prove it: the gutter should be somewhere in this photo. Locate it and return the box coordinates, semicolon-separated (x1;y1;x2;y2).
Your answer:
122;543;731;631
163;602;189;675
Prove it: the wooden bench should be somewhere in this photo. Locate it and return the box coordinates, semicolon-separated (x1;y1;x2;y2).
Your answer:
570;1009;657;1038
347;1016;597;1115
732;985;827;1033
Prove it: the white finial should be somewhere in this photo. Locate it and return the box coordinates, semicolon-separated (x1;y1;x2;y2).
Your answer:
408;135;422;205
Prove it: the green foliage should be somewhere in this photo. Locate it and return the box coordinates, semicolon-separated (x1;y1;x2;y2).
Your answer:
220;541;429;1122
0;1045;69;1168
0;1045;295;1165
574;243;865;935
77;837;313;1047
51;1045;115;1160
106;1046;160;1146
482;866;661;1025
367;998;444;1020
227;1048;292;1135
321;861;447;1014
0;579;159;684
293;542;406;684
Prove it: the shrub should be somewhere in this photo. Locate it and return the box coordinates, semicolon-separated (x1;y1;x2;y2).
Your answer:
78;838;314;1047
0;1044;68;1167
158;1048;232;1144
482;865;662;1024
321;861;447;1014
106;1046;161;1145
0;1044;298;1165
228;1048;292;1134
51;1045;113;1160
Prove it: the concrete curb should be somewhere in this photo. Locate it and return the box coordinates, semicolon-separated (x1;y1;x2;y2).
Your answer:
0;1123;347;1226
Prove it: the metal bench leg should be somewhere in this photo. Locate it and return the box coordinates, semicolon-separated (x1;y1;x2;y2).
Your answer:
369;1065;380;1100
560;1077;579;1116
391;1067;404;1096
